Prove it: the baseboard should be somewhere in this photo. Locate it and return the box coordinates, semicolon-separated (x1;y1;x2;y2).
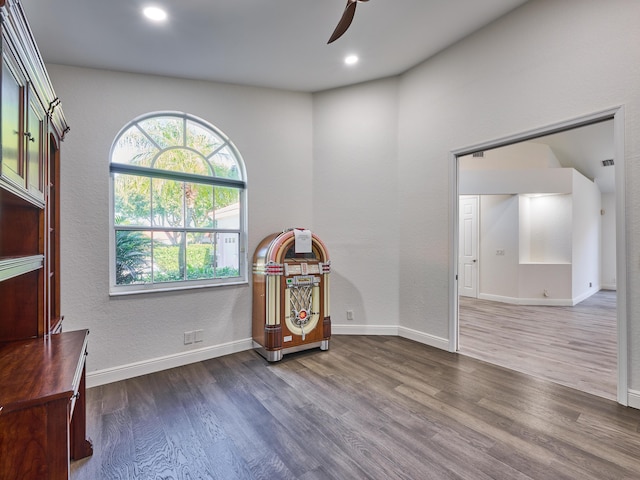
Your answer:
332;324;449;350
572;289;599;305
398;326;449;350
87;337;254;388
478;293;573;306
332;324;399;336
627;389;640;409
601;284;617;291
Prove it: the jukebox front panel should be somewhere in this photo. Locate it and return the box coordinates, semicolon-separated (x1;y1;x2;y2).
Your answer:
282;264;322;346
252;229;331;361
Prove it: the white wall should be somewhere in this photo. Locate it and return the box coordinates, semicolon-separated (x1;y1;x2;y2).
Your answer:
525;194;572;264
519;264;572;301
517;193;574;302
459;142;562;170
312;78;399;332
478;193;576;304
459;167;573;195
601;192;617;289
396;0;640;389
48;65;314;381
571;170;601;301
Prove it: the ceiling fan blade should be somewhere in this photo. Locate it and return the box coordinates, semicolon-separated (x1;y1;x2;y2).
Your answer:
327;0;358;44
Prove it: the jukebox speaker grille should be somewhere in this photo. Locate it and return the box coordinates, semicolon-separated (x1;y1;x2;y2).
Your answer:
289;285;316;340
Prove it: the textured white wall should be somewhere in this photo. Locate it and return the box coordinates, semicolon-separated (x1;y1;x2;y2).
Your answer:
396;0;640;387
527;194;572;264
601;193;617;289
571;171;601;298
47;65;313;376
312;78;399;329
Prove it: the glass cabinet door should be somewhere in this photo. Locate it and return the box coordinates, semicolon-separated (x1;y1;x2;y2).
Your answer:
1;55;25;188
26;91;44;201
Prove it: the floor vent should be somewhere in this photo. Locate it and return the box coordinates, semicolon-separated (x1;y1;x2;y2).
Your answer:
602;159;614;166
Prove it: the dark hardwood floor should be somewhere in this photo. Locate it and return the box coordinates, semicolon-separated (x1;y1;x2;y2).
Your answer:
459;290;617;400
72;335;640;480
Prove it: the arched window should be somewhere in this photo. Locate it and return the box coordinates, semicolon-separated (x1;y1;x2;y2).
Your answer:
109;112;247;294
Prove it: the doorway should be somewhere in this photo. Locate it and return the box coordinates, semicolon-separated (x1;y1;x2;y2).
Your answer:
450;109;627;404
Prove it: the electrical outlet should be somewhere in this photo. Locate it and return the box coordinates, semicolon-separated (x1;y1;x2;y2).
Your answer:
184;331;194;345
496;249;505;256
194;329;204;343
346;310;354;321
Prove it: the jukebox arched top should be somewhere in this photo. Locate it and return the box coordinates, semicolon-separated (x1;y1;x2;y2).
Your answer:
254;229;330;266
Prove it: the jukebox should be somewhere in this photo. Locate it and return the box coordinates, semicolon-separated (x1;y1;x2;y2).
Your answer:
252;228;331;361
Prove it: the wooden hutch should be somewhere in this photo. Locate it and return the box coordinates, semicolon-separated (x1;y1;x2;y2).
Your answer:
0;1;92;478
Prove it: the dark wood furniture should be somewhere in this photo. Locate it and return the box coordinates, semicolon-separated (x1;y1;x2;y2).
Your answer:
0;1;92;478
0;330;93;479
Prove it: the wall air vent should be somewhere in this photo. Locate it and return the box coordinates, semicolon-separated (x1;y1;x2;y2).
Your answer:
472;151;484;158
602;159;614;167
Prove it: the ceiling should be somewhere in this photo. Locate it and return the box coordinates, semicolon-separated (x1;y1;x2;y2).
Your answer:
22;0;529;92
474;120;616;194
530;121;615;194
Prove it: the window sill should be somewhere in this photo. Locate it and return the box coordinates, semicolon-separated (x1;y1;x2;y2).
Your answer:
109;278;249;296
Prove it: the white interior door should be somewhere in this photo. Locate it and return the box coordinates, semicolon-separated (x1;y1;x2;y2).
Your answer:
459;195;478;298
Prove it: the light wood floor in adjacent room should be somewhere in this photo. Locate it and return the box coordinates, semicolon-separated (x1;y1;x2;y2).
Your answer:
459;290;617;401
71;334;640;480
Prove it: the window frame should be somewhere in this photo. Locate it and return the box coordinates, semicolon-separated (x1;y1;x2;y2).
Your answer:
108;111;248;296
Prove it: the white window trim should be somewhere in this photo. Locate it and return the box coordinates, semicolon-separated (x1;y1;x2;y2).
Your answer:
108;111;248;296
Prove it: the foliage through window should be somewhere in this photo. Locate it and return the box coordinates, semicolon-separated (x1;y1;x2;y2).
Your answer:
110;112;246;293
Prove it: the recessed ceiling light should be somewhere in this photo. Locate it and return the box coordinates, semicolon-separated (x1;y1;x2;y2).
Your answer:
344;55;359;66
143;6;168;22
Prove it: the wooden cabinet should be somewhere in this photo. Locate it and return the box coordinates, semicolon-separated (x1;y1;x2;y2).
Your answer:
0;330;93;480
0;51;24;191
0;1;92;478
0;28;45;205
26;88;46;201
0;0;67;338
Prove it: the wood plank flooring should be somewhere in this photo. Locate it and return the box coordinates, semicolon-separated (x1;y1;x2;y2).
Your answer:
71;334;640;480
459;290;617;400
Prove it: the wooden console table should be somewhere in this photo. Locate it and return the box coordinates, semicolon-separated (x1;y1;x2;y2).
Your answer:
0;329;93;479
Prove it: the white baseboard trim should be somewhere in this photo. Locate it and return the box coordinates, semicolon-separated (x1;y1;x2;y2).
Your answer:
572;288;599;305
333;324;449;351
87;338;254;388
479;293;573;306
627;389;640;409
334;324;449;350
398;326;449;350
478;289;604;306
332;324;399;336
601;284;617;291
